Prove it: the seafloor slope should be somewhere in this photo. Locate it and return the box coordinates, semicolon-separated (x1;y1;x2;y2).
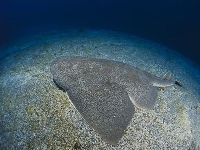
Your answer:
0;29;199;149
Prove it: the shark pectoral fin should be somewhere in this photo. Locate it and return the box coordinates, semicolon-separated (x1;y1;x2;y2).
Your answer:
66;82;135;145
128;85;158;110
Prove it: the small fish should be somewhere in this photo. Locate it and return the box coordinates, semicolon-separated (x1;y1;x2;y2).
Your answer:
50;56;175;145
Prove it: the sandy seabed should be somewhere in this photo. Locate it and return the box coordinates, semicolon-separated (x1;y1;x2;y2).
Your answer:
0;29;199;149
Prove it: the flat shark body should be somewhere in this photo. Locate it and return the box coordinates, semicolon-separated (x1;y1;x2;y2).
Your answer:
50;56;175;145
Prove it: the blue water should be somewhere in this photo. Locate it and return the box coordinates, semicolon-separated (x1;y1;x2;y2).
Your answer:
0;1;200;66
